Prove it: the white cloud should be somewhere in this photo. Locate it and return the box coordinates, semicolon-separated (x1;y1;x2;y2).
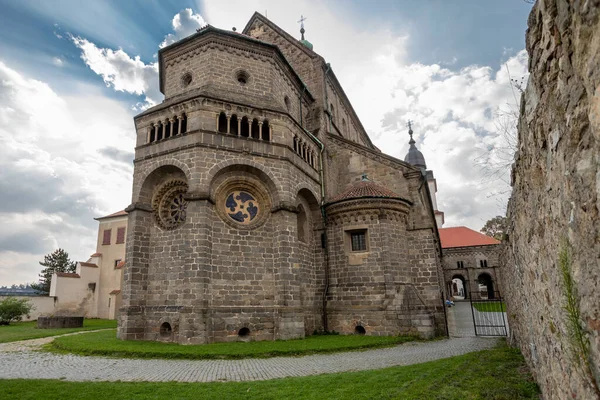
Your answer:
52;57;64;67
0;61;135;285
202;1;529;230
160;8;207;48
65;3;527;233
71;35;160;109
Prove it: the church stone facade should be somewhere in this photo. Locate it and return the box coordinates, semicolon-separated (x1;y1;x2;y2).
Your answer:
119;13;446;344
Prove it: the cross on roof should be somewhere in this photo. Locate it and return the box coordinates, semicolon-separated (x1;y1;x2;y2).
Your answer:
298;15;307;39
406;120;415;144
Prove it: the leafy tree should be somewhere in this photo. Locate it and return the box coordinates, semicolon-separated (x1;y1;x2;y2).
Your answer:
0;297;34;325
30;249;77;294
481;216;507;241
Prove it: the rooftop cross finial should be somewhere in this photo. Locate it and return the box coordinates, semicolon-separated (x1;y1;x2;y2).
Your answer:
407;120;415;145
298;15;307;40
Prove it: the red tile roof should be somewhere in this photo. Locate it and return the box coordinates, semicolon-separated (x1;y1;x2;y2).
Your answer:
95;210;128;220
115;260;125;269
79;262;98;268
329;180;402;203
55;272;80;278
90;253;102;257
438;226;501;249
109;290;121;295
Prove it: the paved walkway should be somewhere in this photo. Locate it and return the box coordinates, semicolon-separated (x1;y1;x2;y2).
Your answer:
0;332;498;382
447;302;509;337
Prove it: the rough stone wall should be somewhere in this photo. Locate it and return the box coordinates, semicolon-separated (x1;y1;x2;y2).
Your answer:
503;1;600;398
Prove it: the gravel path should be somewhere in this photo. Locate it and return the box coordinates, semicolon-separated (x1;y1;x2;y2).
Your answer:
0;333;498;382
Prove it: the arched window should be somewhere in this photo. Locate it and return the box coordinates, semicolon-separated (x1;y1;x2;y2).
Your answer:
172;117;179;136
230;114;238;135
156;123;163;141
251;118;260;139
261;120;270;141
240;116;250;137
149;125;156;143
293;135;298;152
297;204;308;243
218;112;228;133
164;120;171;139
180;114;187;134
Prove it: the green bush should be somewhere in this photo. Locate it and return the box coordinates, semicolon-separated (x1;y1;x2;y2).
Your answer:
0;297;34;325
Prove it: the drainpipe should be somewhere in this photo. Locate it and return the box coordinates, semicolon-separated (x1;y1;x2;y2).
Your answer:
323;63;332;132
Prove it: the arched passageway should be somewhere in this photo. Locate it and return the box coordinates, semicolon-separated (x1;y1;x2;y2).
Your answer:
477;273;495;299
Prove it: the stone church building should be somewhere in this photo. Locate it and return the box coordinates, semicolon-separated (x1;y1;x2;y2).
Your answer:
119;12;447;344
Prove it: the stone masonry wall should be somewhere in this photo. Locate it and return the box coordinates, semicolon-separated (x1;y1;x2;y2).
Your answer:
503;1;600;398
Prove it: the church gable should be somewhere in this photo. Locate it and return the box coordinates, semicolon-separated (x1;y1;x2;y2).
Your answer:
242;13;320;87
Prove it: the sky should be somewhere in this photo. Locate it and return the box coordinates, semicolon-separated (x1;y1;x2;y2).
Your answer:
0;0;533;286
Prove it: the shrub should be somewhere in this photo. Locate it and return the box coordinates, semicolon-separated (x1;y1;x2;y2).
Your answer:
0;297;34;325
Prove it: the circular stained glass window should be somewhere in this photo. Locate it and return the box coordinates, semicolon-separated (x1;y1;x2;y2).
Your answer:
153;180;188;230
225;190;260;225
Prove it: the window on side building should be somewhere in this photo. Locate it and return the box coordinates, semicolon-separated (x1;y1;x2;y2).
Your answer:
102;229;111;245
116;227;126;244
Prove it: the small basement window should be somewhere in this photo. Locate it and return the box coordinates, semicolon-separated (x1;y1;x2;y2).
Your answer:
160;322;172;337
350;230;367;252
238;327;250;337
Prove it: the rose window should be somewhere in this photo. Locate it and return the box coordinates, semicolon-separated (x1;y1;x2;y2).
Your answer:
153;180;188;230
225;191;260;225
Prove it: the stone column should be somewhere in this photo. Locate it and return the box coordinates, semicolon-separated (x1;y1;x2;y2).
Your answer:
237;118;241;136
273;209;305;340
146;127;152;143
118;205;152;341
178;115;183;135
177;194;214;344
226;114;231;134
258;121;263;140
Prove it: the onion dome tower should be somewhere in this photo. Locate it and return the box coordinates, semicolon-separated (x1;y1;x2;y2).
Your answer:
404;122;426;170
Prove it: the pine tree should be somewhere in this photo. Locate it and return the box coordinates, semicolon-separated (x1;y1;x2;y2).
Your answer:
31;249;77;294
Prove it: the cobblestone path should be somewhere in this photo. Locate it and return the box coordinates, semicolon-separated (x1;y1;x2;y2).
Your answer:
0;333;498;382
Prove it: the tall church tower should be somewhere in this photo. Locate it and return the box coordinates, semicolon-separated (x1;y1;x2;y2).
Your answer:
404;124;444;227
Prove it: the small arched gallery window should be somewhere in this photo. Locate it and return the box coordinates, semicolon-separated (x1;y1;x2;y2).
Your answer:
241;116;250;137
262;120;271;141
218;112;228;133
230;114;239;135
251;118;260;139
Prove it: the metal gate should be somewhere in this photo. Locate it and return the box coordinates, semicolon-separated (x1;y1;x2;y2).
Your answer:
469;291;508;336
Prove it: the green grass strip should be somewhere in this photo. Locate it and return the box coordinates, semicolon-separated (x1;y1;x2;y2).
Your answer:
472;302;506;312
1;342;540;399
0;319;117;343
47;329;418;360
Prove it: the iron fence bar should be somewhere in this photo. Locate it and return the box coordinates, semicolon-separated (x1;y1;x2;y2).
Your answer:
469;291;478;336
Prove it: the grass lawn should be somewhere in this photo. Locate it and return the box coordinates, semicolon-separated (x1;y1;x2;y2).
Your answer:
0;319;117;343
48;329;418;359
472;302;507;312
1;341;539;399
